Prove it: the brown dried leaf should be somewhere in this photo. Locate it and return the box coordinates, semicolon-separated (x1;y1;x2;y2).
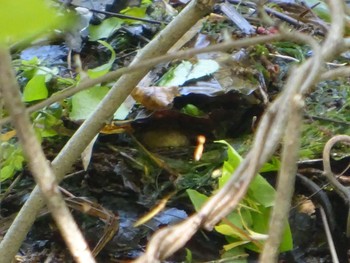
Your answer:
131;86;180;110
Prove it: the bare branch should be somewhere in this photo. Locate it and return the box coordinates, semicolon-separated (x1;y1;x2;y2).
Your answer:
0;0;217;260
260;94;304;262
0;48;95;263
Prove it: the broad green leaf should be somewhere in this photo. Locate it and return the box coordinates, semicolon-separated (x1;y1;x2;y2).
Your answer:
0;0;65;45
248;175;275;207
87;40;116;78
70;86;109;120
216;140;275;207
89;17;123;41
23;75;48;102
250;207;293;252
188;140;293;253
186;189;208;211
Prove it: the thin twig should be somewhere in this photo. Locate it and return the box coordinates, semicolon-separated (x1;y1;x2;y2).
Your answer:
260;94;304;262
0;48;95;263
0;33;283;127
0;0;217;260
134;0;345;259
69;3;166;25
320;207;339;263
322;135;350;237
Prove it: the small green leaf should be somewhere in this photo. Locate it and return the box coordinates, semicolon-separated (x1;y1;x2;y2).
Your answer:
70;86;109;120
181;104;204;117
0;165;15;182
89;17;123;41
121;7;148;23
248;175;275;207
23;75;48;102
13;155;24;170
87;40;116;78
260;157;280;172
186;189;208;211
184;248;192;263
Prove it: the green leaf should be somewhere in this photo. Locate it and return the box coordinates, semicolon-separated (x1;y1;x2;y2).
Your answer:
70;86;109;120
250;207;293;252
186;189;208;211
120;7;148;23
87;40;116;78
89;17;123;41
221;247;248;263
215;224;249;241
13;155;24;170
184;248;192;263
260;157;280;172
302;0;330;21
23;75;48;102
0;0;65;45
216;140;242;187
181;104;205;117
0;165;14;182
248;175;275;207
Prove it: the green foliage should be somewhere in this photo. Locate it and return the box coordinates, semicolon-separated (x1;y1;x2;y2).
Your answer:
187;141;292;259
301;82;350;159
70;41;116;120
70;86;109;120
274;42;308;62
303;0;330;21
184;248;192;263
89;18;123;41
87;41;116;78
180;104;205;117
15;56;65;102
23;75;48;102
0;142;24;182
120;0;152;24
0;0;67;45
32;104;64;138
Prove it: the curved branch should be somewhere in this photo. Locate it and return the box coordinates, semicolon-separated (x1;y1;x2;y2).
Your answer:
0;0;216;261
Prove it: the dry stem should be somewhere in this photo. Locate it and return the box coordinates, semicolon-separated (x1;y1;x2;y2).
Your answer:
0;0;216;260
0;48;95;263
